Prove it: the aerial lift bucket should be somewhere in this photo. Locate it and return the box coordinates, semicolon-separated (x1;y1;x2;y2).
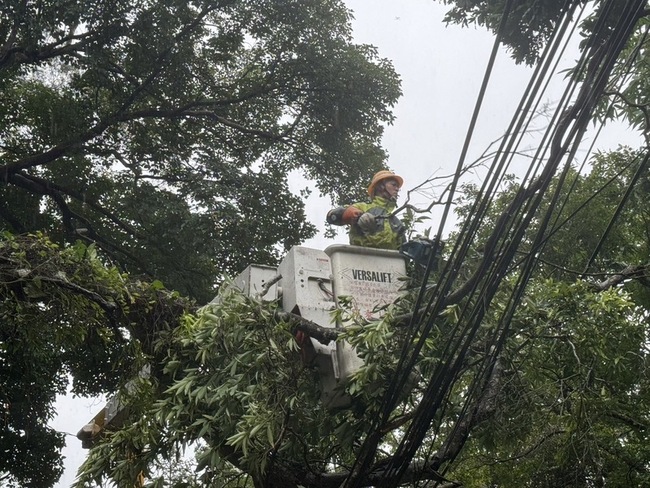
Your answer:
322;245;407;408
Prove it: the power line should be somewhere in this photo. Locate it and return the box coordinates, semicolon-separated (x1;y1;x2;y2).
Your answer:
341;1;648;487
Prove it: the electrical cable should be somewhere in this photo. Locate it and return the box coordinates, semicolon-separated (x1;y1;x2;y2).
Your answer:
373;0;585;475
370;1;648;486
379;0;586;426
543;21;650;264
336;0;524;487
336;1;646;487
430;0;649;479
583;149;650;274
338;1;520;487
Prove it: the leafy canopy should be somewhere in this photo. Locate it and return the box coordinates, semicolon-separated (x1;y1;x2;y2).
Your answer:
0;232;194;487
4;1;650;487
0;0;401;302
1;0;403;485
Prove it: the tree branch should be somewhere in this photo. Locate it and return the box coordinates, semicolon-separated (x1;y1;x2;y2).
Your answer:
4;172;151;272
590;264;649;291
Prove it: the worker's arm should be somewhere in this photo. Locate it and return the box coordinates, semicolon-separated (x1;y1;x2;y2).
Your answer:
326;206;363;226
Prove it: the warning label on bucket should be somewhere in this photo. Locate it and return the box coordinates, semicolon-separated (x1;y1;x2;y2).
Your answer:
326;245;406;321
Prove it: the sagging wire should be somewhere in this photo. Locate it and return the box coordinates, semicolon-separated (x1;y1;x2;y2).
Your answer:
339;1;520;486
336;0;644;484
421;0;588;324
583;149;650;274
507;0;649;284
404;0;587;437
547;23;650;277
511;151;643;275
482;0;590;194
382;0;574;423
352;0;584;480
544;21;650;258
430;0;650;480
363;0;649;486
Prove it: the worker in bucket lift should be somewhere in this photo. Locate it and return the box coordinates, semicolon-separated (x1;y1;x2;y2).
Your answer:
327;170;406;250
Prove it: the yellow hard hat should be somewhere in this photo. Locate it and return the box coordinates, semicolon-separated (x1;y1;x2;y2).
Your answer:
367;170;403;196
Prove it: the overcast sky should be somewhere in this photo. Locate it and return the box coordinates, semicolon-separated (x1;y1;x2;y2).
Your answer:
51;1;643;486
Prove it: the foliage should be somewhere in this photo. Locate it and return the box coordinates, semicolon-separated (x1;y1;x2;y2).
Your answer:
5;144;634;488
72;224;649;488
453;280;649;487
74;288;339;487
0;232;190;487
73;281;452;487
4;1;650;487
66;142;649;488
1;1;401;483
440;0;586;65
0;0;401;302
437;148;650;486
458;148;650;302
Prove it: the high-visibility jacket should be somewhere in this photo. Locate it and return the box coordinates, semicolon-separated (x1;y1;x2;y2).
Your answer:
348;196;406;250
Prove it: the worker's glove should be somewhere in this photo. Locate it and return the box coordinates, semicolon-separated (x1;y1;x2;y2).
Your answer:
357;212;377;234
